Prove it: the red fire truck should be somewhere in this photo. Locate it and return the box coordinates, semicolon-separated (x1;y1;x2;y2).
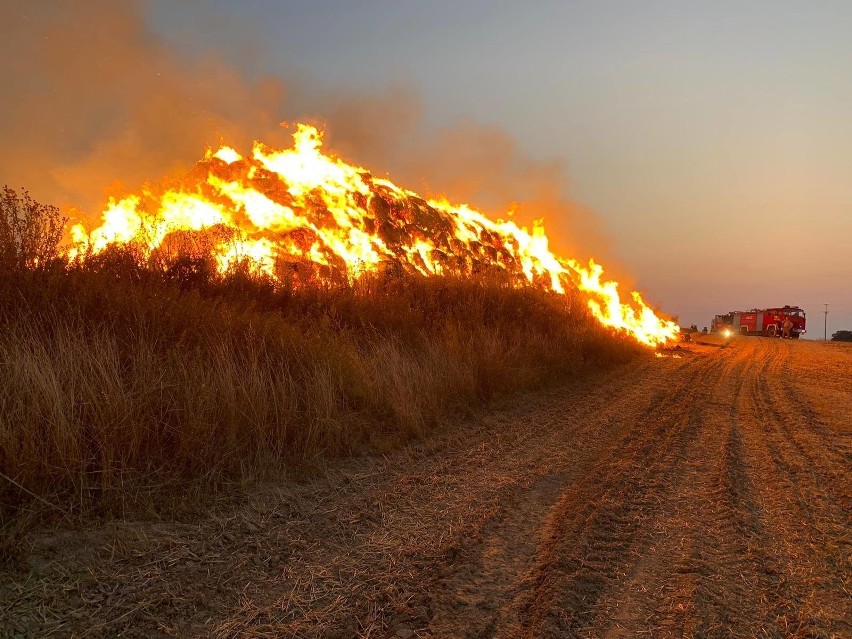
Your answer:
711;305;806;338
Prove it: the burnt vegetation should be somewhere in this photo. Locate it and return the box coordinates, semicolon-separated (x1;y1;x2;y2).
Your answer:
0;188;642;530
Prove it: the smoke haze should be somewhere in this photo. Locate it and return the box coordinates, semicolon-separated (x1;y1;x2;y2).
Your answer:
0;1;287;212
0;0;610;266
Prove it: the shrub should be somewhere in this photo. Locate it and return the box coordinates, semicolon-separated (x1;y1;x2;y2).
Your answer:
0;186;67;270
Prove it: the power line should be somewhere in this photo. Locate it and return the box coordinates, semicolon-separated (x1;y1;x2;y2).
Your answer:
824;303;829;340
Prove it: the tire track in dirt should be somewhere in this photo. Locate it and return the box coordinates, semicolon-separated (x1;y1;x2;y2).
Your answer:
739;340;852;637
528;340;776;638
760;345;849;480
694;358;789;635
763;344;852;530
781;342;852;451
657;339;851;638
503;349;728;638
589;344;759;638
388;355;706;639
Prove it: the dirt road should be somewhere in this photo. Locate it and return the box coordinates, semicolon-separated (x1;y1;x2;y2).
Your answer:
3;338;851;638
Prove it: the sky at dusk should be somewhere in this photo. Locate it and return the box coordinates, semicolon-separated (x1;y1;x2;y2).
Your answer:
5;1;851;335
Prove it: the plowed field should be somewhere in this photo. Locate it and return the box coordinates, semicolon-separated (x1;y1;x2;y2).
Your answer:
3;338;850;638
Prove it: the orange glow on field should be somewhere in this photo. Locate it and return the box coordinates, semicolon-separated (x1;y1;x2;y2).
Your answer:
68;124;679;347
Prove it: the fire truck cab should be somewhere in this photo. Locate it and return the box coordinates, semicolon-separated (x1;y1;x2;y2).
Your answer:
711;313;734;335
711;305;806;338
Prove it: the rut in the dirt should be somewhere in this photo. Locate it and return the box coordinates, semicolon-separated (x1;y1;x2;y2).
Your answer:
2;339;850;639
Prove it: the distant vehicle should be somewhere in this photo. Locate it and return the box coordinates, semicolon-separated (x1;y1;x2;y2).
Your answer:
711;305;806;338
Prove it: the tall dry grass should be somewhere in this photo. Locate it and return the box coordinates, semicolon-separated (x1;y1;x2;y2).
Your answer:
0;268;640;521
0;188;643;525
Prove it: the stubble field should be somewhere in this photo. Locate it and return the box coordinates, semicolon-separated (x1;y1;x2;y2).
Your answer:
2;337;850;638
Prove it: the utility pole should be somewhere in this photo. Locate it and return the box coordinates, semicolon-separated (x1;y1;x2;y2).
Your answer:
824;303;829;340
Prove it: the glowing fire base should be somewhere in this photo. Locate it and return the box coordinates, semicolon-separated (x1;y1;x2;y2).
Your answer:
69;124;679;347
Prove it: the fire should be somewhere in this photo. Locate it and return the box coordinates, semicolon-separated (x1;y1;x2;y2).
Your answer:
68;124;679;347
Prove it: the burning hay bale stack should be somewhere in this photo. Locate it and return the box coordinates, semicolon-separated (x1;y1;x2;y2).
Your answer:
68;124;679;347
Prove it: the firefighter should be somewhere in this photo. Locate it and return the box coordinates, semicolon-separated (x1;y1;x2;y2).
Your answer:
782;316;793;339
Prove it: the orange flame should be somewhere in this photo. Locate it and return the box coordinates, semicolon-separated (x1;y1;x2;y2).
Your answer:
68;124;679;347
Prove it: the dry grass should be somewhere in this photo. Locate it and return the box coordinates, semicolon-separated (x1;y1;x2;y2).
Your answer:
0;263;641;531
0;185;642;544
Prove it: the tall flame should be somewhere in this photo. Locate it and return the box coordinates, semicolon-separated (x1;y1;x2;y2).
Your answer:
68;124;679;347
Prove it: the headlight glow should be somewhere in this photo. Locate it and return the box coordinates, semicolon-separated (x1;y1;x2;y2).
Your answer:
723;329;732;338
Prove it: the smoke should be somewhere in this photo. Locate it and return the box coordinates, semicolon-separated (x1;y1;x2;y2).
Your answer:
0;0;291;213
325;117;609;263
0;0;610;265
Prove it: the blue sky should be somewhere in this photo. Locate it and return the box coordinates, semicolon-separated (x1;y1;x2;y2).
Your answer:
146;1;852;333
